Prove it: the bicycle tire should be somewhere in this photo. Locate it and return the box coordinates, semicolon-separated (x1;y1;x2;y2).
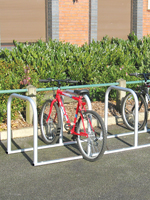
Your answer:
40;100;61;144
76;110;107;162
121;92;148;130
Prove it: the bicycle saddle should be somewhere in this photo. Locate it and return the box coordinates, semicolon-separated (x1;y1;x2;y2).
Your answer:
74;89;89;96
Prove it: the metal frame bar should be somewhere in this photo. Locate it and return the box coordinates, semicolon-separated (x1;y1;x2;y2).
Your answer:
2;79;150;95
7;93;38;165
104;86;150;155
8;87;150;165
7;93;92;166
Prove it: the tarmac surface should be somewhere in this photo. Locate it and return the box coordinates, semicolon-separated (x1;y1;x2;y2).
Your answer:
0;123;150;200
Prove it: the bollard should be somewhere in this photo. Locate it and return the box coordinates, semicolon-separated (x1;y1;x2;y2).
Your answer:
26;85;36;124
116;79;126;112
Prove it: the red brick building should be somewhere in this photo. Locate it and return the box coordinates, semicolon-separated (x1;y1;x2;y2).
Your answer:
59;0;89;45
143;0;150;36
0;0;150;47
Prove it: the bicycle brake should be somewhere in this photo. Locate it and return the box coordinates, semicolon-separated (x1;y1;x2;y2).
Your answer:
80;110;86;118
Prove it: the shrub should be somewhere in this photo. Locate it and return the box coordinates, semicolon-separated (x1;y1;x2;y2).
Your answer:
1;33;150;122
0;60;40;122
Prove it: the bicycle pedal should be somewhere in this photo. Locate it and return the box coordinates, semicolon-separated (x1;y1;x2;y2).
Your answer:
67;131;70;135
48;136;53;139
64;123;72;131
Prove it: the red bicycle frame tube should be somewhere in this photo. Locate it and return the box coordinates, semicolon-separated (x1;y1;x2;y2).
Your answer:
46;89;89;137
46;98;57;123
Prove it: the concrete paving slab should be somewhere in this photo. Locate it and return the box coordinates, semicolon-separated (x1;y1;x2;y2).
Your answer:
0;123;150;200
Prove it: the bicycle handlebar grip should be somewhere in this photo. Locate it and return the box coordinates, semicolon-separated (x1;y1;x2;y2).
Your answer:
69;80;78;83
47;78;55;81
39;79;49;83
129;73;139;76
63;79;78;83
39;78;78;84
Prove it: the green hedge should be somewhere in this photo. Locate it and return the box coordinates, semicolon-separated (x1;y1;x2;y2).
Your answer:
0;32;150;123
0;60;40;123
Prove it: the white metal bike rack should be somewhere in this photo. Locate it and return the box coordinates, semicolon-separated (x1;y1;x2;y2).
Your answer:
7;94;39;165
7;92;92;166
104;86;150;155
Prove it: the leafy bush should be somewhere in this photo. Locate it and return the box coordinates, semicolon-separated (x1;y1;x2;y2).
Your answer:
1;32;150;122
0;60;40;122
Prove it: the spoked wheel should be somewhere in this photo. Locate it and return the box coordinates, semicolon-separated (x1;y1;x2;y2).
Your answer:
40;100;61;144
121;93;148;130
76;110;107;162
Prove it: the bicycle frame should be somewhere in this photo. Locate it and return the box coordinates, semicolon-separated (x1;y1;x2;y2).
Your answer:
144;87;150;103
46;89;89;138
139;84;150;104
137;73;150;104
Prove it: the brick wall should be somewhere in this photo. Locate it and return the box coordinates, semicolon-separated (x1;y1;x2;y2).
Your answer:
59;0;89;46
143;0;150;36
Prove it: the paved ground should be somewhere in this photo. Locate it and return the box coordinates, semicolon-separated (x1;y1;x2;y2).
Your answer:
0;123;150;200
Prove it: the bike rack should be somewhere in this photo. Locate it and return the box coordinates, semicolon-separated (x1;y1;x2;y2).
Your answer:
7;92;92;166
8;87;150;165
104;86;150;154
7;94;39;165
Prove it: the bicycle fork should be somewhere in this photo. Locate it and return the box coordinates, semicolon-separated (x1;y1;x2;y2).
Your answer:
46;99;57;123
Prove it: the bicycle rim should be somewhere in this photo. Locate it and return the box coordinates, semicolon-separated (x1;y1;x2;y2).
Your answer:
40;100;61;144
122;93;147;130
76;110;106;162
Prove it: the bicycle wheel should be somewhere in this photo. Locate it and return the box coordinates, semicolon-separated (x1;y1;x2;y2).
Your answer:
40;100;61;144
76;110;107;162
121;92;148;130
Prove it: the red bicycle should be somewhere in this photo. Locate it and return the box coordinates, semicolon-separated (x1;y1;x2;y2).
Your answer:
39;78;106;161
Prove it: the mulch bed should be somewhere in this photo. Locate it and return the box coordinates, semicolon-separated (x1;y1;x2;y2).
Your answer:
0;101;120;131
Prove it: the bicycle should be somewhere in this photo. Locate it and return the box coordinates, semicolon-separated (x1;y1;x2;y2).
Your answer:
39;78;106;161
121;72;150;130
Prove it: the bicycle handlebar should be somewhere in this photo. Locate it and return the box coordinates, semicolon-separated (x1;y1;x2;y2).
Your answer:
39;79;50;83
39;78;79;84
129;73;139;77
129;73;150;82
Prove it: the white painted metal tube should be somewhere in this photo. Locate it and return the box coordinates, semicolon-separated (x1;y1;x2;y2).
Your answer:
35;155;83;166
83;94;92;110
7;93;38;165
8;140;78;155
104;86;139;147
107;128;146;139
104;143;150;155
